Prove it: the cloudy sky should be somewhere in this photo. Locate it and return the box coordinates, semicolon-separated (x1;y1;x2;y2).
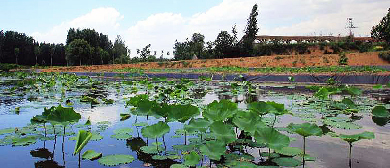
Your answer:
1;0;389;58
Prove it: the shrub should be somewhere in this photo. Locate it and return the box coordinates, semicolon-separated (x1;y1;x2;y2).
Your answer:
378;51;390;62
0;64;18;72
338;52;348;65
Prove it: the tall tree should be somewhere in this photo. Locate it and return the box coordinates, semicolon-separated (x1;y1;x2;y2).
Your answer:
112;35;129;64
240;4;259;56
14;48;19;64
34;44;40;65
66;39;91;66
371;8;390;44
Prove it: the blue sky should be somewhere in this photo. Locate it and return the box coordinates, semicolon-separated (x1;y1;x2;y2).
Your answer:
1;0;389;58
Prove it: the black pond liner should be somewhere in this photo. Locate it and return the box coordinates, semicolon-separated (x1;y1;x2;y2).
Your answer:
65;72;390;85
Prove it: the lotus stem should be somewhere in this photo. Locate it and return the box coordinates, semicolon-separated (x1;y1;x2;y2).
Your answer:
184;131;187;145
78;152;81;168
156;138;159;153
303;136;306;168
349;143;352;168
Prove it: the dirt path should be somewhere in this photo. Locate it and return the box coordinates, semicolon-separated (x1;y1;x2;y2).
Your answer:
40;52;390;73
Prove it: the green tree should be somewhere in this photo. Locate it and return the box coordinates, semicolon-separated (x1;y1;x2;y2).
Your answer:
214;31;235;58
371;8;390;44
240;4;259;56
112;35;129;64
66;39;91;66
34;45;41;65
173;33;206;60
14;48;20;64
50;44;55;66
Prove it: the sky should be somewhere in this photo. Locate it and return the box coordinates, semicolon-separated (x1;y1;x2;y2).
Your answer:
1;0;389;58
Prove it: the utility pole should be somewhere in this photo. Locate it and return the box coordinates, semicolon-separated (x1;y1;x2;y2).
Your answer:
346;18;358;37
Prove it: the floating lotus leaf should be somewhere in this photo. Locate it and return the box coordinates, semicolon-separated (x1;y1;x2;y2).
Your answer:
341;98;356;109
372;106;389;118
275;147;303;156
272;157;302;167
73;130;92;155
98;154;135;166
254;127;290;150
248;101;274;116
80;95;99;104
46;105;81;125
209;121;236;144
167;155;181;160
82;150;102;160
184;151;201;166
172;144;196;151
113;128;133;134
199;140;226;161
126;94;149;107
260;152;280;158
203;100;238;121
90;132;103;141
152;155;168;160
141;121;170;139
140;145;160;154
344;86;362;96
111;133;132;140
133;122;148;127
323;120;361;130
168;104;199;123
170;164;188;168
184;118;211;134
339;131;375;144
0;128;14;135
287;123;322;137
233;111;266;135
12;135;37;146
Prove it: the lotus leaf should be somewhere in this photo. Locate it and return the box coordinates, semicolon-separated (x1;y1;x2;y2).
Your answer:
12;135;37;146
272;157;302;167
113;127;133;134
170;164;188;168
372;106;389;118
73;130;92;155
314;87;329;99
287;123;322;137
275;147;303;156
233;111;266;135
46;105;81;125
323;120;361;129
111;133;132;140
248;101;274;115
0;128;14;135
133;122;148;127
203;100;238;121
199;140;226;161
168;104;199;123
184;118;211;134
82;150;102;160
341;98;357;109
254;127;290;150
339;131;375;144
98;154;135;166
152;155;168;160
141;121;170;139
227;161;259;168
184;151;201;166
209;121;236;144
140;145;160;154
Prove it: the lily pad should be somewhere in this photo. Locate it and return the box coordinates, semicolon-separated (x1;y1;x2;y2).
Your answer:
152;155;168;160
254;127;290;150
82;150;102;160
287;123;322;137
12;135;37;146
111;133;132;140
133;122;148;127
372;106;389;118
339;131;375;144
113;128;133;134
170;164;188;168
140;145;160;154
199;140;226;161
0;128;14;135
184;151;201;166
98;154;135;166
275;147;303;156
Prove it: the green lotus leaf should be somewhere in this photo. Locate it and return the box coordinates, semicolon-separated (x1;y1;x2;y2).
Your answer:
344;86;362;96
126;94;149;107
0;128;15;135
73;130;92;155
339;131;375;144
274;147;303;156
141;121;170;139
98;154;135;166
80;95;99;104
12;135;37;146
184;151;201;166
209;121;236;144
31;115;47;124
84;118;91;125
184;118;211;134
167;155;181;160
266;101;289;115
111;133;132;140
314;87;329;99
168;104;199;123
272;157;302;167
323;120;362;129
113;128;133;134
133;122;148;127
372;106;389;118
373;84;383;90
287;123;322;137
46;105;81;125
260;152;280;158
120;114;131;121
233;111;266;135
82;150;102;160
203;100;238;121
91;132;103;141
170;164;188;168
152;155;168;160
341;98;356;109
248;101;274;116
227;161;259;168
254;127;290;150
199;140;226;161
140;145;160;154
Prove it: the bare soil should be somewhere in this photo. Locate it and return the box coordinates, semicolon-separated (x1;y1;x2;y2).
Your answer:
40;52;390;73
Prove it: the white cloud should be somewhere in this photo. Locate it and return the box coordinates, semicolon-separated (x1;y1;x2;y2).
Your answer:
31;7;123;44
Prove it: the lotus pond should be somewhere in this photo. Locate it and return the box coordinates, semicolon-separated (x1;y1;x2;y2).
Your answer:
0;72;389;168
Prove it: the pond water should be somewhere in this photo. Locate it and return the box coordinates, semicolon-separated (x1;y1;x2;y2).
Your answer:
0;72;389;168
